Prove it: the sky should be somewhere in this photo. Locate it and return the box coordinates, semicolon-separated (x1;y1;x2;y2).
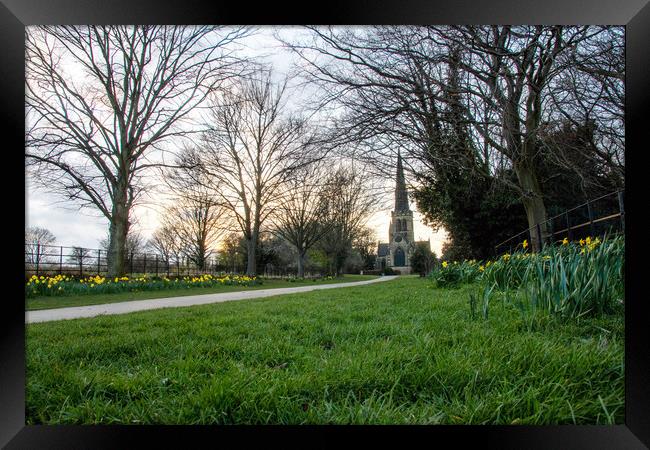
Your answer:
25;26;449;256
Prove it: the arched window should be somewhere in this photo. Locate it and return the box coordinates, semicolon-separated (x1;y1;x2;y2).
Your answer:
394;247;405;266
401;219;407;231
395;220;401;232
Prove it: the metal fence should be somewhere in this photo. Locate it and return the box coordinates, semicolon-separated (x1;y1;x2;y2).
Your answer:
493;190;624;256
24;244;218;278
24;243;322;279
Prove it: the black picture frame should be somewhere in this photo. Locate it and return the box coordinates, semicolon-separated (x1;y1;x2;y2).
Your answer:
3;0;648;447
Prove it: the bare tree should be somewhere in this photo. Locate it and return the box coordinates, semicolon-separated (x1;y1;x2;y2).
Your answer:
159;144;232;271
352;226;378;271
544;26;624;191
67;246;93;267
147;225;181;263
26;25;252;276
220;232;245;273
269;163;331;277
178;69;320;276
25;226;56;267
160;199;228;271
317;165;378;276
283;26;621;250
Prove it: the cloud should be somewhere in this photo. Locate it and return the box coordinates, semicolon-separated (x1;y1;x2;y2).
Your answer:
26;190;107;249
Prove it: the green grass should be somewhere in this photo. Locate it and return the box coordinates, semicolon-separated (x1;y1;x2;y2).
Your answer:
26;274;377;311
26;277;624;425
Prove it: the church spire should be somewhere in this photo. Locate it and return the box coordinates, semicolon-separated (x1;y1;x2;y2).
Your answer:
394;150;410;213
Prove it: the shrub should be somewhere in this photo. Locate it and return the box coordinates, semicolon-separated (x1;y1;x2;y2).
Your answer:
362;269;383;276
410;243;436;277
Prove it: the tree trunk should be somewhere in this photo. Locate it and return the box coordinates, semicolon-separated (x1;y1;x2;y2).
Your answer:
245;231;258;276
107;201;129;277
514;160;548;252
197;242;206;271
297;251;306;278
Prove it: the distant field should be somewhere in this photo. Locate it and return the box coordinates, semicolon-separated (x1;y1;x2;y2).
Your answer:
26;275;377;310
26;276;623;425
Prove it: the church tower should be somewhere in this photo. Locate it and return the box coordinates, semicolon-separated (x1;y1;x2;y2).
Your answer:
388;151;415;269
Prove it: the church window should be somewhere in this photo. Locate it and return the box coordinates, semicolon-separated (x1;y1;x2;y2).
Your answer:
394;247;405;266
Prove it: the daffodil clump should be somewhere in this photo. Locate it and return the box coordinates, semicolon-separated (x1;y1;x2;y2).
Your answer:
482;251;534;291
431;259;483;288
430;233;623;320
475;234;623;321
25;273;261;298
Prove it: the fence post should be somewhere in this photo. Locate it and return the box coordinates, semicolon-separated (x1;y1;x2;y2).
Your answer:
130;252;134;275
60;246;63;274
79;251;83;277
618;190;625;231
155;254;159;277
565;211;571;241
143;253;147;275
167;258;170;278
536;223;543;251
547;218;554;243
586;200;595;236
35;242;40;276
97;249;101;275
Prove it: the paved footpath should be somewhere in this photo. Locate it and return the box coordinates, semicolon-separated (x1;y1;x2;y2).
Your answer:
26;276;398;324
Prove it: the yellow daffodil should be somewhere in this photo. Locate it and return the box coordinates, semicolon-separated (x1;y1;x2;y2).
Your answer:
522;239;528;249
562;238;569;245
442;261;448;268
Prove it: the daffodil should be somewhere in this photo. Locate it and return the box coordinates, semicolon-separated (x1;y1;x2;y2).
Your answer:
442;261;448;268
522;239;528;249
562;237;569;245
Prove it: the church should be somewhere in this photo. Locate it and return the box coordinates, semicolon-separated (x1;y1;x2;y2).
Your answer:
375;152;431;274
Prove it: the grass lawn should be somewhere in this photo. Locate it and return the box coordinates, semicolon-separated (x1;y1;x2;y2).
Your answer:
26;274;377;311
26;276;624;425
